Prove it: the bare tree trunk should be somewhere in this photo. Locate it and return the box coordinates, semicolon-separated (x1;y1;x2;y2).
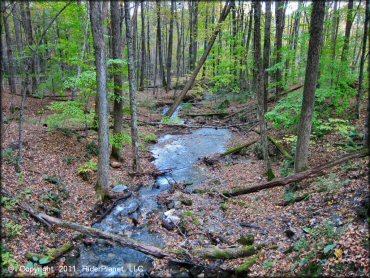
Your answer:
111;0;124;162
294;1;326;173
166;0;175;92
2;1;17;95
20;2;40;93
341;0;354;62
139;0;146;91
90;1;110;203
263;1;271;113
356;0;369;119
253;2;274;180
124;1;141;172
274;1;285;96
165;1;233;117
156;0;166;87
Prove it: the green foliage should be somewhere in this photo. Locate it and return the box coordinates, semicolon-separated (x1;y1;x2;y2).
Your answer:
110;132;131;150
161;116;184;125
313;118;350;139
181;102;193;113
141;133;158;143
86;142;99;157
1;245;19;275
266;91;303;129
2;148;17;165
312;173;347;193
78;160;97;181
3;220;23;239
1;197;18;210
47;101;94;130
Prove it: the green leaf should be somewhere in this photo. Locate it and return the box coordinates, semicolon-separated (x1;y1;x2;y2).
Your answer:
32;256;39;262
299;258;308;267
39;257;50;265
303;227;312;234
323;243;336;253
263;261;276;268
26;261;34;268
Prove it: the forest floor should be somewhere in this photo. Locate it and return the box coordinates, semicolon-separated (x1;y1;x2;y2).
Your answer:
1;87;369;277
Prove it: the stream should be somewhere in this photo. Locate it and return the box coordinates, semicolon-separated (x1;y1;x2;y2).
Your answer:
75;128;231;277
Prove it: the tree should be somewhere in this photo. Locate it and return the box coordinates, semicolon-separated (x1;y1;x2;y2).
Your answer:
156;0;166;87
166;0;175;92
2;1;17;95
90;1;110;202
165;1;233;117
253;2;274;181
294;1;326;173
111;0;124;162
356;0;369;119
274;0;286;95
263;1;272;113
139;0;146;91
341;0;354;62
124;1;141;172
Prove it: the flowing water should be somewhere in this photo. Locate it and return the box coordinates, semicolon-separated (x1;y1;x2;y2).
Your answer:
75;128;231;277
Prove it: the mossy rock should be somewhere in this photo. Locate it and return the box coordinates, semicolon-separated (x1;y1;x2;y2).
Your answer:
238;234;255;245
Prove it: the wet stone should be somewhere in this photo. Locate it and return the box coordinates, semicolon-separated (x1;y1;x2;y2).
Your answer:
112;184;128;193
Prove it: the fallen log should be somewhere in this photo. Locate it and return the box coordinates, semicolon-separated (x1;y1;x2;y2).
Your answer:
186;112;229;118
26;243;73;263
2;189;51;228
223;149;368;196
38;213;171;259
222;139;258;156
194;244;264;260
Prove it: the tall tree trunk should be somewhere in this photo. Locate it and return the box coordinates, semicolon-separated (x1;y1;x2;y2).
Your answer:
124;1;141;172
341;0;354;62
274;1;286;95
356;0;369;119
294;1;326;173
263;1;271;113
156;0;166;87
139;0;146;91
254;2;275;180
330;0;339;87
12;1;23;77
190;0;199;71
166;0;175;92
2;1;17;95
165;1;233;117
90;1;110;203
202;3;209;79
111;0;124;162
132;2;138;85
22;2;40;93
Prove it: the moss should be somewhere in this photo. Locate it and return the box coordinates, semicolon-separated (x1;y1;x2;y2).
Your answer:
235;254;259;275
267;169;276;181
221;203;228;211
238;234;255;245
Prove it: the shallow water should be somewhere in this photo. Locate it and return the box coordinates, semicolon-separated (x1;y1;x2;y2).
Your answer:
76;128;231;277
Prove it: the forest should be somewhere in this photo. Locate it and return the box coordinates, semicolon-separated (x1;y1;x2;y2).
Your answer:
1;0;369;277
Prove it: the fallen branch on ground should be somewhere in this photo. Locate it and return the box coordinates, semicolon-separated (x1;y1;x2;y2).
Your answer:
223;149;368;196
194;244;264;259
222;139;258;156
26;243;73;263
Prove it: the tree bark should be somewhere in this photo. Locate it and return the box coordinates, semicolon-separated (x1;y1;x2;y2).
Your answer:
166;0;175;92
111;0;124;162
294;1;326;173
341;0;354;62
253;2;274;180
356;0;369;119
156;0;166;87
90;1;110;203
224;149;368;196
274;1;286;95
165;1;233;117
124;1;141;172
2;1;17;95
139;0;146;91
263;1;272;113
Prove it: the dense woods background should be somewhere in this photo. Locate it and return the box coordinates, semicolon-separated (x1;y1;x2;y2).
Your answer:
1;1;369;277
